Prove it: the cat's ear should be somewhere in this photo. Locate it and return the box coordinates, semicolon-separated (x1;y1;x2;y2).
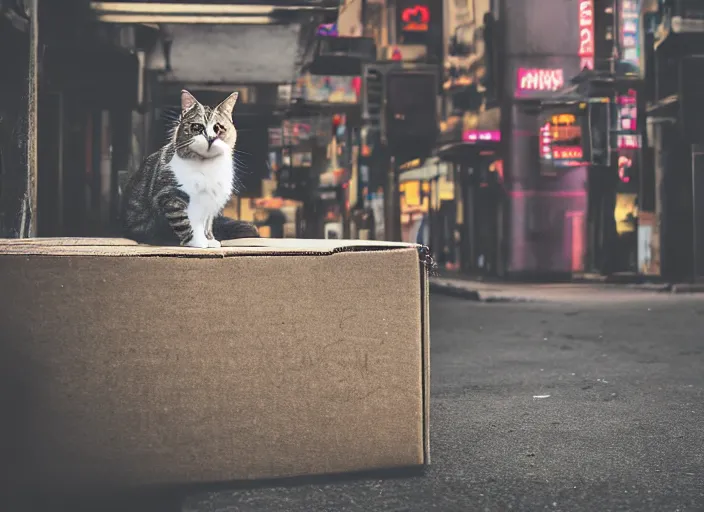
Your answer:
181;90;198;113
216;91;239;118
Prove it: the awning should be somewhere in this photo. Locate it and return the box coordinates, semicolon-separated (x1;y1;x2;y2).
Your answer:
435;107;501;162
399;157;450;182
437;107;500;146
646;94;679;120
539;66;642;107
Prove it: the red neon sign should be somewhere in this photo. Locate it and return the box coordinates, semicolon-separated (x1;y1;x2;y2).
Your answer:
579;1;594;70
401;5;430;32
553;146;584;160
517;68;565;93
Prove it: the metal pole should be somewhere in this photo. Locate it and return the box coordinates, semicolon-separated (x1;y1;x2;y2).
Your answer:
385;153;396;241
692;145;704;281
57;93;65;234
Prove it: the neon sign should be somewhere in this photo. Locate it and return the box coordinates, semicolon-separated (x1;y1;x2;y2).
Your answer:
618;135;641;149
616;89;640;148
579;1;594;70
316;23;338;37
540;123;553;160
553;147;583;160
463;130;501;143
617;89;637;131
621;0;640;70
540;112;587;167
517;68;565;93
551;114;576;125
401;4;430;32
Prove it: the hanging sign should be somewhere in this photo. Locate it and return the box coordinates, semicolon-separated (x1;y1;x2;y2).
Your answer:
579;0;594;70
400;4;430;32
621;0;641;70
462;130;501;143
616;88;640;149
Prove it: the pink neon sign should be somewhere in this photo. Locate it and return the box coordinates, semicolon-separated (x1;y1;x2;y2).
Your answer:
463;130;501;143
540;123;552;160
618;135;641;149
579;1;594;70
517;68;565;93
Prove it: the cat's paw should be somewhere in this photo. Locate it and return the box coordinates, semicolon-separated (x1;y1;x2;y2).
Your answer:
207;239;222;248
184;236;209;249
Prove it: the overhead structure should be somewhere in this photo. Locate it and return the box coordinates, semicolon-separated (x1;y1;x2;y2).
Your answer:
89;1;339;24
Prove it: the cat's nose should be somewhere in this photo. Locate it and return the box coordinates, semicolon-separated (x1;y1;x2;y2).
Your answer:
207;136;216;148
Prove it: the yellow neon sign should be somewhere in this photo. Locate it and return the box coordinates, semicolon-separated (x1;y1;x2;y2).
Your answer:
550;113;576;125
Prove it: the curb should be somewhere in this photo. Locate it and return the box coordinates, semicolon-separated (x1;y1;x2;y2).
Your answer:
428;282;534;303
428;281;480;301
624;283;672;293
671;283;704;294
429;280;703;302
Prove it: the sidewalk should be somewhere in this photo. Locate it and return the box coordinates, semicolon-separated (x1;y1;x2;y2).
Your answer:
430;272;704;302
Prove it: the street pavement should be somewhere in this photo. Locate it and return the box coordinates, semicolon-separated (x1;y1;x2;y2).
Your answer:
178;289;704;512
429;277;677;303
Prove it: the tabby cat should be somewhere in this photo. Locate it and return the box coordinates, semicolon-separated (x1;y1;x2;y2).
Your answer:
121;89;258;248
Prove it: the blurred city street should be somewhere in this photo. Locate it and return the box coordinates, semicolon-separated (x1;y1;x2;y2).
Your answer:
181;289;704;512
3;1;704;510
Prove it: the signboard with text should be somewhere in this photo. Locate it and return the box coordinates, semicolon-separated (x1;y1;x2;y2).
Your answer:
293;74;361;105
462;129;500;143
515;68;565;97
395;0;442;55
615;88;641;149
539;111;589;168
579;0;594;70
620;0;641;71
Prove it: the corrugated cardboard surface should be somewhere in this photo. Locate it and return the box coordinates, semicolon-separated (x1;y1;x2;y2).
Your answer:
0;238;429;494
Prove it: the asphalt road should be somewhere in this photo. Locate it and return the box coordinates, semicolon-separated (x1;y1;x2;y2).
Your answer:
39;289;703;512
173;290;704;512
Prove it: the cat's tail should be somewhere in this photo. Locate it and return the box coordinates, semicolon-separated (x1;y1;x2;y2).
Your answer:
212;216;260;240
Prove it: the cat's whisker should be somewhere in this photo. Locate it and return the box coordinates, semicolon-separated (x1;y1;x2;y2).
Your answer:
174;139;194;150
233;158;251;173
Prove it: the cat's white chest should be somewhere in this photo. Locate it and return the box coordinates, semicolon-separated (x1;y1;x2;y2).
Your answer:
170;154;233;218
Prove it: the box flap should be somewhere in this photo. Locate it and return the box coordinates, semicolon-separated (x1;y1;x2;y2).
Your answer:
0;237;421;257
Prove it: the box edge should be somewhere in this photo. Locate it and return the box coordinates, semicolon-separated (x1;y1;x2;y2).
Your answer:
420;256;431;466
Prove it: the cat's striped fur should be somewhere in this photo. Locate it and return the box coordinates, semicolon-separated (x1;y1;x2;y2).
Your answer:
121;90;258;247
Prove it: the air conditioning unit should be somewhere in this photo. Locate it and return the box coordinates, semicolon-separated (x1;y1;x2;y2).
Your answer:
308;36;377;76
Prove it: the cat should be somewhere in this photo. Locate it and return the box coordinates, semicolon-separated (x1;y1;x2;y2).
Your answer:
121;89;258;248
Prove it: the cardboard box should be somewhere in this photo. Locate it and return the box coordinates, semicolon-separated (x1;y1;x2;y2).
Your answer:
0;237;430;494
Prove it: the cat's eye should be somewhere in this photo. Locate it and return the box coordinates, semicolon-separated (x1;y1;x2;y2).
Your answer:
213;123;226;135
190;123;204;134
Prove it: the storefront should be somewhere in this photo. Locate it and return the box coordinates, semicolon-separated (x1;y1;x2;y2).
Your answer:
288;73;362;239
398;157;455;265
435;0;502;273
645;0;704;282
436;109;503;275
